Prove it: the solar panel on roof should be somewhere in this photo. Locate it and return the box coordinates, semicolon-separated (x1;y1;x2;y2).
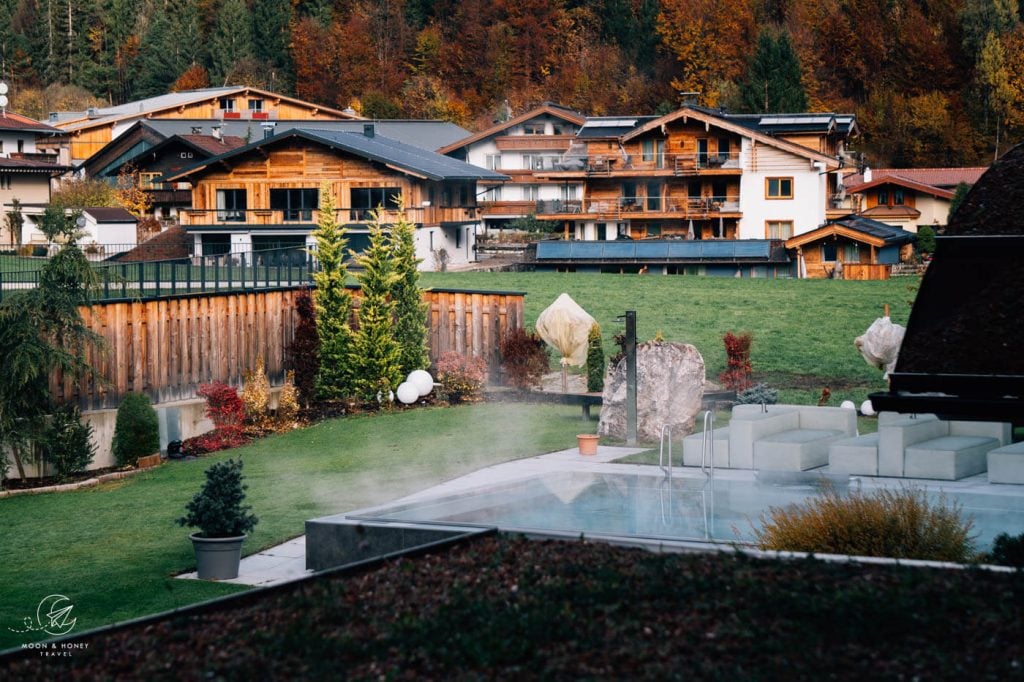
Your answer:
536;242;572;259
667;242;703;258
759;116;833;126
734;241;770;258
583;119;638;128
635;242;670;258
602;242;636;258
699;241;738;259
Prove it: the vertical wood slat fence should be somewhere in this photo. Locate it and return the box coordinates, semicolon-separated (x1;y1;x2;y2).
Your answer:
54;286;525;411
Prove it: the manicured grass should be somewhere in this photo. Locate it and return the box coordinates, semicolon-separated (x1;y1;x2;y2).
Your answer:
0;403;585;650
422;271;919;406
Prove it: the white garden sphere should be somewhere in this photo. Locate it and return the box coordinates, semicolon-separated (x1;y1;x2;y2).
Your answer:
840;400;856;411
408;369;434;396
396;381;419;405
860;399;876;416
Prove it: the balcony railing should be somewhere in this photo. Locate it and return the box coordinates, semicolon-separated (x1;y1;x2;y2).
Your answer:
180;206;479;226
536;196;740;217
546;151;743;176
494;135;575;151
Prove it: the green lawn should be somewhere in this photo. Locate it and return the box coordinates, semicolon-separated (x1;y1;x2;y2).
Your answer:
422;271;919;405
0;403;585;650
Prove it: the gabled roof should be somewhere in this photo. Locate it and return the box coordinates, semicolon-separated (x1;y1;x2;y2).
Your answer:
84;207;137;223
173;134;247;156
785;215;916;249
577;116;657;138
845;174;956;200
844;167;987;189
0;111;63;134
164;128;509;183
718;111;859;138
436;103;586;154
51;87;361;133
622;107;841;168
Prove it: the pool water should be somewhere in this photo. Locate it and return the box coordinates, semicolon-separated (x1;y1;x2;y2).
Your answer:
353;471;1024;551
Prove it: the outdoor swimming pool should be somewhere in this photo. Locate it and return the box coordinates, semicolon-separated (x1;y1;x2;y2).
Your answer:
351;469;1024;550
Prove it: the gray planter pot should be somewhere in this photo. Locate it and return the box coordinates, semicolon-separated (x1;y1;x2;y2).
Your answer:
190;533;246;580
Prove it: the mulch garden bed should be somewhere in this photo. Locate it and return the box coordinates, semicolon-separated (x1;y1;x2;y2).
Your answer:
3;536;1021;679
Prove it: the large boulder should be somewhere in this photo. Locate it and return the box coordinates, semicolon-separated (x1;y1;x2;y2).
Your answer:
598;341;705;442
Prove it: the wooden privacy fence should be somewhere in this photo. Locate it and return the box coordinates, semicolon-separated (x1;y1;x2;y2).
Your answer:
54;286;526;410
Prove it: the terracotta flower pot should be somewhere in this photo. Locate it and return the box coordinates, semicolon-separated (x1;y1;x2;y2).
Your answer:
577;434;600;456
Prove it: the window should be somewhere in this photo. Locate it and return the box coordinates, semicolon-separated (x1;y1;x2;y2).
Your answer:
878;190;889;205
482;185;501;201
522;154;544;170
561;184;578;201
202;234;231;256
139;172;161;190
349;187;399;220
218;97;235;111
16;140;23;153
523;185;539;201
248;99;264;112
216;189;247;221
522;123;546;135
641;139;665;167
485;154;501;170
718;137;730;162
697;138;709;166
766;220;793;239
271;187;319;221
621;181;637;206
766;177;793;199
843;244;860;263
646;223;662;236
0;174;12;190
646;181;662;211
893;189;905;205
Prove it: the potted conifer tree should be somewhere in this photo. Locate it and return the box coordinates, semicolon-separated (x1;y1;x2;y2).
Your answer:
177;459;258;580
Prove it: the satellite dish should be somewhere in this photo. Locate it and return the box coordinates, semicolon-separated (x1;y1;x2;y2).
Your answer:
0;82;8;95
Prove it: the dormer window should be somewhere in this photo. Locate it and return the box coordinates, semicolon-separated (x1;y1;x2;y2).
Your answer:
248;99;264;112
218;97;235;111
522;123;545;135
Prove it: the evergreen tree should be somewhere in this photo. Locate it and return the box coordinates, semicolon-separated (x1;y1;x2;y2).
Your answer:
949;182;972;221
390;203;429;377
252;0;294;92
135;0;201;98
310;183;353;400
350;211;402;405
738;29;807;114
208;0;254;86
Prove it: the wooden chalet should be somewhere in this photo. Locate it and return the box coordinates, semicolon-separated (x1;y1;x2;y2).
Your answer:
534;107;855;244
784;215;916;279
47;86;362;163
163;125;507;269
438;103;587;230
0;111;71;244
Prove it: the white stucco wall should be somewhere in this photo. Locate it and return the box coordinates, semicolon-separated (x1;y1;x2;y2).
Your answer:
414;224;478;270
83;220;137;247
738;141;828;239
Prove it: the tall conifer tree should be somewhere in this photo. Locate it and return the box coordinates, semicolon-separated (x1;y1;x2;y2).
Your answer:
350;210;402;405
739;29;807;114
390;205;429;377
311;182;353;400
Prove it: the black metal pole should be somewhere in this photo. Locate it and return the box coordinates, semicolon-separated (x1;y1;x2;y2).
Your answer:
625;310;637;445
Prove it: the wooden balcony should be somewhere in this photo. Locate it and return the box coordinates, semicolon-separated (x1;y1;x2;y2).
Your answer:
538;151;744;179
479;200;540;216
536;197;742;221
494;135;575;151
180;205;480;227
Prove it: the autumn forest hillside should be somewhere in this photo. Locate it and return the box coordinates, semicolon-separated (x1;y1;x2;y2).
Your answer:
2;0;1021;167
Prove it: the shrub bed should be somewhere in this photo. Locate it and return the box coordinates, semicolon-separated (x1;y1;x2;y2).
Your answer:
3;537;1021;679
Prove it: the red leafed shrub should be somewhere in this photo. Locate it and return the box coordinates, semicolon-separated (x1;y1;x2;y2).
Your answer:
720;331;753;391
183;382;249;455
500;327;549;389
181;428;249;457
434;352;488;402
198;381;245;429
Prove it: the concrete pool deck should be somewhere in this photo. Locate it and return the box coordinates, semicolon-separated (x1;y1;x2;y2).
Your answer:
178;444;1024;586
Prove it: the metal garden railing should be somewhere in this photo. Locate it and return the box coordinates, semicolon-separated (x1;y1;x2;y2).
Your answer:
0;244;318;302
